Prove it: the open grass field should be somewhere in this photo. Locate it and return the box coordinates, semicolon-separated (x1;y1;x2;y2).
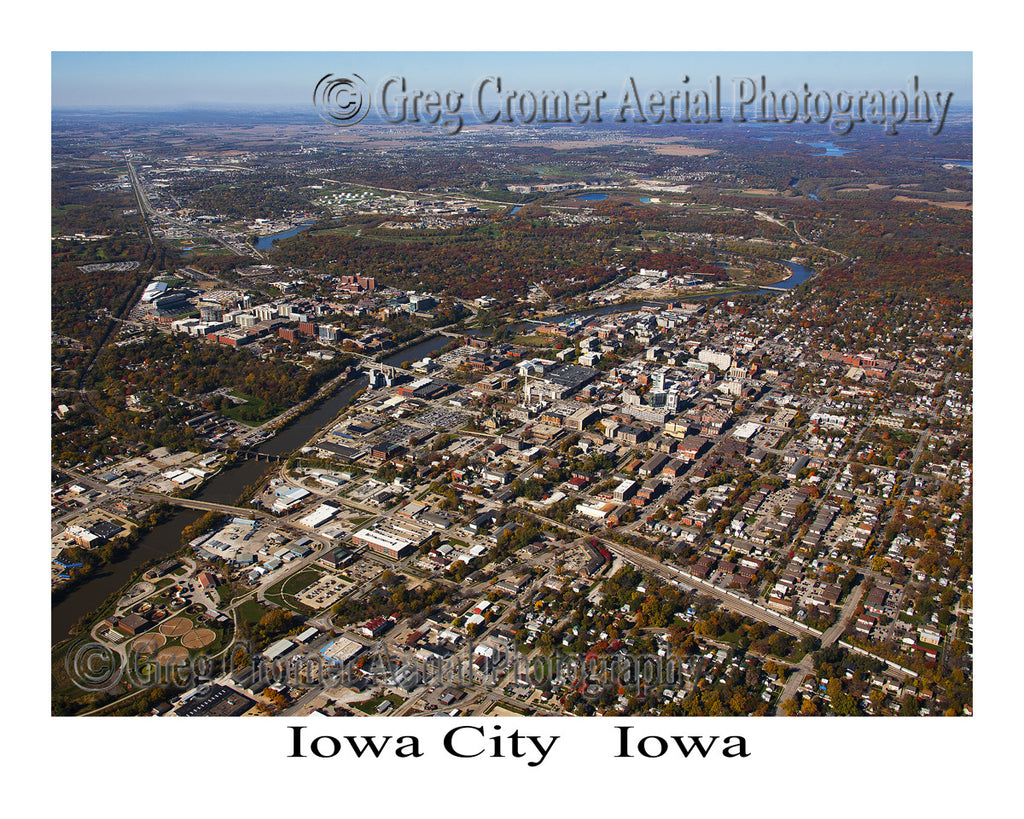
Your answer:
220;393;269;426
263;568;320;614
892;195;971;210
650;143;718;157
235;599;269;626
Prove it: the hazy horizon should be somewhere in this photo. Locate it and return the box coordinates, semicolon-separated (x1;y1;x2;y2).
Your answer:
52;52;973;109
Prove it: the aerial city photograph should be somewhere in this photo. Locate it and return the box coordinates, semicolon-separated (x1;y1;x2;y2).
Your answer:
48;49;975;731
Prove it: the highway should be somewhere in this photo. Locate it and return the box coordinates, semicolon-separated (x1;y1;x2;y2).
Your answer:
124;153;260;259
124;154;154;247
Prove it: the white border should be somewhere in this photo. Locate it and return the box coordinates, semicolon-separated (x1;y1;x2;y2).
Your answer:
12;2;1015;815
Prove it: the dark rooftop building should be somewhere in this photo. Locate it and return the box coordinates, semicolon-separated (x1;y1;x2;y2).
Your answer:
544;364;600;390
116;613;150;636
316;441;361;460
318;547;354;569
176;684;257;717
88;520;125;541
371;441;405;461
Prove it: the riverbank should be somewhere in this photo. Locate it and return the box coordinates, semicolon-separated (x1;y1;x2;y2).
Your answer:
51;503;174;607
245;363;357;439
539;260;815;325
51;263;816;644
380;333;453;368
254;222;313;251
51;374;369;645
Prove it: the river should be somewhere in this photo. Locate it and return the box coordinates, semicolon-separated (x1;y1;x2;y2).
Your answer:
804;141;855;158
788;177;822;202
51;375;369;644
52;263;814;643
255;222;314;251
462;260;814;339
764;259;814;290
381;335;453;366
542;260;815;326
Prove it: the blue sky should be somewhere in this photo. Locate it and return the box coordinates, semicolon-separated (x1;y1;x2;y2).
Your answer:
52;52;971;109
